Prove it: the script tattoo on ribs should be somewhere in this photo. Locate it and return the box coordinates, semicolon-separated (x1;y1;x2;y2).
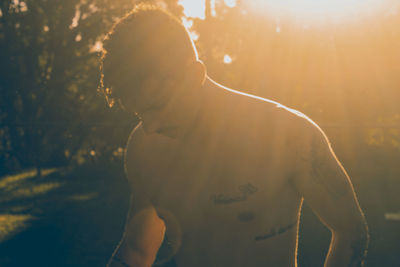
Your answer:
255;220;297;241
210;183;258;205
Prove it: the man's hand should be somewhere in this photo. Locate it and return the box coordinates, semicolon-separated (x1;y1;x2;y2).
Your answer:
108;206;166;267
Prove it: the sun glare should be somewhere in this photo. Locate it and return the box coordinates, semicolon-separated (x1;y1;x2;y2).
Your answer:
179;0;392;24
245;0;388;23
224;54;233;64
180;0;237;19
224;0;237;8
179;0;206;19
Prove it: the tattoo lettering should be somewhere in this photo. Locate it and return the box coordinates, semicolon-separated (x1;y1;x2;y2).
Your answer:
255;221;297;241
211;183;258;205
239;183;258;195
309;135;349;200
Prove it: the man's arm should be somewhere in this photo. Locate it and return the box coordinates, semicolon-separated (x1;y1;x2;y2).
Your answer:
108;203;166;267
292;123;369;267
108;123;166;267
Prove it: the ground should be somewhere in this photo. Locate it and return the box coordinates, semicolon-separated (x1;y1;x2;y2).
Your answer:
0;160;398;266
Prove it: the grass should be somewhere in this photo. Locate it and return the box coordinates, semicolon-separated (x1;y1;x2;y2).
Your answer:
0;162;130;266
0;214;35;243
0;158;399;266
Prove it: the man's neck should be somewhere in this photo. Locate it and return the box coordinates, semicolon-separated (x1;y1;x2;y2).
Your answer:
153;77;217;140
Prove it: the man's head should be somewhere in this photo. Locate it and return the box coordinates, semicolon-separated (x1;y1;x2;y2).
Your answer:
100;4;206;116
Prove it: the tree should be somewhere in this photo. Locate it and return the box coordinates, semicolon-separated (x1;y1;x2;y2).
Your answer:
0;0;183;175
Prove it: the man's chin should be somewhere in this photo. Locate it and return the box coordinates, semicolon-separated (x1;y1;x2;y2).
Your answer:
156;125;181;139
142;121;161;134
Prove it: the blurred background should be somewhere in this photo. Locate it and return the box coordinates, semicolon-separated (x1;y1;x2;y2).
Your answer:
0;0;399;266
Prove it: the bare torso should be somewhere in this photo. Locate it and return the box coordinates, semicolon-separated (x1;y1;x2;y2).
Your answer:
126;89;308;267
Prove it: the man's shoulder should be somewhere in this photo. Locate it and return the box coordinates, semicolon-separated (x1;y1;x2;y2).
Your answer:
278;104;320;132
235;90;318;133
228;88;304;116
266;101;332;167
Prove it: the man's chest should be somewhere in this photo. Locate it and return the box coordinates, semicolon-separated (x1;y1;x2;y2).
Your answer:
137;136;292;220
139;141;301;267
131;130;302;266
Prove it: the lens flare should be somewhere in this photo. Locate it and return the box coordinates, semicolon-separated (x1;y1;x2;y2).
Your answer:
245;0;389;23
224;54;233;64
179;0;206;19
224;0;237;8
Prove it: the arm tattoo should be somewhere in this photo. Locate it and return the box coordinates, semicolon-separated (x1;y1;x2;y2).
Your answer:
309;134;350;200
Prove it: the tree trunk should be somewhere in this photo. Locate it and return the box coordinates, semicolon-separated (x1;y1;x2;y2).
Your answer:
36;165;42;178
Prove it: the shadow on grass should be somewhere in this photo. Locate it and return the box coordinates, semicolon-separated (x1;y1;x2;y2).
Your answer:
3;151;399;266
0;162;130;266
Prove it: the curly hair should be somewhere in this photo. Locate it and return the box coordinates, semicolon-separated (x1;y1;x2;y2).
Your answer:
99;4;198;108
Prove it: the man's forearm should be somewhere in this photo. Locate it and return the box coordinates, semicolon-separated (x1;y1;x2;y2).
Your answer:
324;230;369;267
107;239;155;267
108;207;165;267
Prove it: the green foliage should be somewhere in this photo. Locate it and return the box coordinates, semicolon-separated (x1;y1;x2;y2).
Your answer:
0;1;399;265
1;0;399;176
0;0;183;174
192;0;400;154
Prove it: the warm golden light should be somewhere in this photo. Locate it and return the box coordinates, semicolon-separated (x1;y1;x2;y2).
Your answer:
180;0;237;19
223;54;233;64
245;0;388;23
0;214;34;242
179;0;206;19
179;0;392;23
224;0;237;8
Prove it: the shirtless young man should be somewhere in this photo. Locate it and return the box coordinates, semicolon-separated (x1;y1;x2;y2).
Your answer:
100;4;369;267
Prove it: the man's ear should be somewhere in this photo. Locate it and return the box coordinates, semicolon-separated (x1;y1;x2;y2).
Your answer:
190;60;207;87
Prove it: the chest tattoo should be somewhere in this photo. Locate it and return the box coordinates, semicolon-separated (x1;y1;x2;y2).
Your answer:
210;183;258;205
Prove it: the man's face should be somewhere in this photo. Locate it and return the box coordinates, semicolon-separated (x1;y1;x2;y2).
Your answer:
127;74;184;134
121;59;203;136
